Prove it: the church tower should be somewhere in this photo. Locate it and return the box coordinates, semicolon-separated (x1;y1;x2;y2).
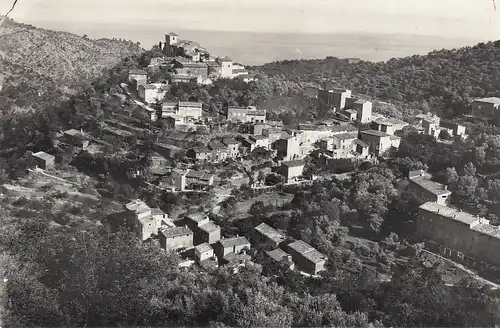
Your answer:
164;32;179;56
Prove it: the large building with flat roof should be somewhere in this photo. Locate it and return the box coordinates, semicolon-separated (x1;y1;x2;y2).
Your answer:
417;202;500;267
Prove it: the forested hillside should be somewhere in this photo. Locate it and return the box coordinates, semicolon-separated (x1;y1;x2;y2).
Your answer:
256;40;500;118
0;17;143;113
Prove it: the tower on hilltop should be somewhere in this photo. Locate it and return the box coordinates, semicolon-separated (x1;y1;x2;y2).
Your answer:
164;32;179;56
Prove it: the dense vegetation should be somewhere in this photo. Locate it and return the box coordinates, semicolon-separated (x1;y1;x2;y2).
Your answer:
0;17;143;114
257;40;500;119
2;19;500;327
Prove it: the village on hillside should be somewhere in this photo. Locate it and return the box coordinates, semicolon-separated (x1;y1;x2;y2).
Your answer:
7;31;500;284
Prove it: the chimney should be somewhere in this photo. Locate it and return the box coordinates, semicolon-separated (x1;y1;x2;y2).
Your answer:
444;185;448;190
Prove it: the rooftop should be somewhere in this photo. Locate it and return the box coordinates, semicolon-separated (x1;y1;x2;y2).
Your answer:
222;137;239;145
249;135;269;141
166;32;179;36
199;221;220;234
255;223;287;245
185;212;208;223
281;160;305;168
209;142;227;150
190;147;211;153
219;236;250;248
125;199;151;214
32;151;55;161
247;110;266;116
288;240;327;264
471;223;500;239
419;202;481;226
179;101;203;108
333;133;358;141
266;248;293;263
354;139;369;148
330;124;358;133
474;97;500;104
360;130;391;138
409;176;451;197
64;129;84;136
129;69;147;75
195;242;213;253
159;226;193;239
354;99;371;105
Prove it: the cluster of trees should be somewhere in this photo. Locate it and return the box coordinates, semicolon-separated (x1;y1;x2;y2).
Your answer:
258;40;500;119
394;130;500;223
1;190;496;327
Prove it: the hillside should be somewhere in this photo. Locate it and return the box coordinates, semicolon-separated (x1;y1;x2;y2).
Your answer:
256;40;500;119
0;17;143;112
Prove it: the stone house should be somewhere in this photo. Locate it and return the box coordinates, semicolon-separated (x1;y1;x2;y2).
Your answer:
195;243;216;263
407;170;451;205
30;151;55;170
213;236;251;259
318;88;352;111
222;138;240;158
359;130;401;156
286;240;327;275
159;226;194;251
266;248;295;270
472;97;500;119
278;160;305;184
254;223;287;248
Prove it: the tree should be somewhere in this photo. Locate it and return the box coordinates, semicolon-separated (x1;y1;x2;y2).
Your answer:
438;129;452;140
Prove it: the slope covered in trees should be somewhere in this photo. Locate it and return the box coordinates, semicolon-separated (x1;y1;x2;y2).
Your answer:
256;40;500;118
0;17;143;113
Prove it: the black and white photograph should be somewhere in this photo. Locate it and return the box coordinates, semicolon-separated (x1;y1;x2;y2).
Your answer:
1;0;500;327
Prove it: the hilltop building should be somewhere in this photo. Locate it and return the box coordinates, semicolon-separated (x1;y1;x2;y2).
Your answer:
318;88;352;111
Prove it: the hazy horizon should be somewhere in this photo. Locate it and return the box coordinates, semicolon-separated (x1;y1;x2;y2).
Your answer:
1;0;500;40
4;18;485;65
1;0;497;65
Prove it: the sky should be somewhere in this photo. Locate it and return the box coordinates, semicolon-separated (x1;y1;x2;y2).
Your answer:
1;0;500;40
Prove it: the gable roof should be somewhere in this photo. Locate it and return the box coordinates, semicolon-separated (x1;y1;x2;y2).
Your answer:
199;221;220;234
195;242;213;253
419;202;480;226
360;130;391;138
219;236;250;248
288;240;327;264
354;139;369;148
281;160;305;168
409;176;451;197
178;101;203;108
159;226;193;238
32;151;55;161
255;223;286;245
475;97;500;104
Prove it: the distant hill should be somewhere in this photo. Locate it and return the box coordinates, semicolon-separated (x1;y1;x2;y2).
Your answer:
0;17;143;112
256;40;500;119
